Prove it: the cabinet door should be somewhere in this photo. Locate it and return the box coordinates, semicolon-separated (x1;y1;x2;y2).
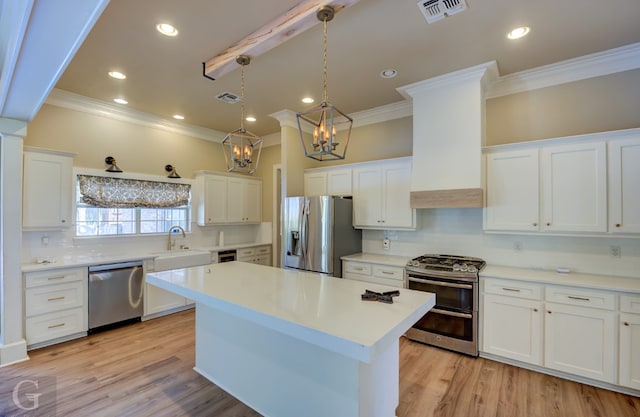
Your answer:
144;284;186;316
226;177;245;223
485;150;539;231
544;302;615;383
609;137;640;233
541;142;607;232
304;172;327;196
201;175;227;224
381;163;415;229
482;294;543;365
620;312;640;389
23;151;73;230
352;166;382;227
327;168;352;196
243;179;262;223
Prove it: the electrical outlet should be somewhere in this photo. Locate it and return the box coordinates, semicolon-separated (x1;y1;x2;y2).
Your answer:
41;234;49;247
383;238;390;250
610;245;621;258
513;241;522;251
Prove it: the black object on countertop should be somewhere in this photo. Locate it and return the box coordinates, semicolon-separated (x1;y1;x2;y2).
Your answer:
361;289;400;304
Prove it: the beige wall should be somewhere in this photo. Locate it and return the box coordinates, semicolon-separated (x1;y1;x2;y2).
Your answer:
254;137;281;222
486;69;640;145
26;104;228;176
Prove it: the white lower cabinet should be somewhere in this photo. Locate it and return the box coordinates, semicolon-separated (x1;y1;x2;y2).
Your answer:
237;245;272;266
482;292;543;365
544;300;615;383
620;295;640;389
482;277;625;388
24;267;88;348
342;260;404;288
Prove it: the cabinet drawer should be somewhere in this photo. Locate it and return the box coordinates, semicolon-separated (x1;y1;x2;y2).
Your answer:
26;308;85;345
343;272;403;288
545;285;615;310
343;262;371;276
372;265;404;282
25;281;84;317
254;246;271;255
483;278;543;300
620;294;640;314
24;267;86;288
237;248;255;257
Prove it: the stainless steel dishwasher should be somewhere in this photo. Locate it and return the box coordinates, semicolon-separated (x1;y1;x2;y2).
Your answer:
88;261;144;331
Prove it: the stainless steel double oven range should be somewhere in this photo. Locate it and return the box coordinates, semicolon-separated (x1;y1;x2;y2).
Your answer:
405;254;486;356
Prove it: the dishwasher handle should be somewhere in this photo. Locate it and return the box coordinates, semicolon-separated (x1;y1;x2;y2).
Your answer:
89;261;143;272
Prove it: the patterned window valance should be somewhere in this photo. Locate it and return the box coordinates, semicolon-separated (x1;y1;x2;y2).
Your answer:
78;175;190;208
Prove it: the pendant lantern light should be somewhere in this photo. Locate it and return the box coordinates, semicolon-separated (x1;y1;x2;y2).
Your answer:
221;55;262;174
296;6;352;161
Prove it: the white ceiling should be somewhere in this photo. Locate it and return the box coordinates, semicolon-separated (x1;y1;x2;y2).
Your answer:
54;0;640;137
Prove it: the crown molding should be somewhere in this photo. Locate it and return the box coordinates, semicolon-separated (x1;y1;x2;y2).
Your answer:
487;42;640;98
46;89;226;142
351;100;412;127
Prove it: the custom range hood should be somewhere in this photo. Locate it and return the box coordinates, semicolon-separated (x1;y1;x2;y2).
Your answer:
397;62;498;208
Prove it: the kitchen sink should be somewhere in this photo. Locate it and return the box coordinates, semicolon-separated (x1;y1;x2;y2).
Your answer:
153;249;212;271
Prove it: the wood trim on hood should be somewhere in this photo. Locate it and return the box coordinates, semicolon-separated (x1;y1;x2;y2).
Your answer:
410;188;484;208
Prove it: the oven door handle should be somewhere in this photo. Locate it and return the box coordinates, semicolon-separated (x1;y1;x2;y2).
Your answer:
430;308;473;319
408;276;473;290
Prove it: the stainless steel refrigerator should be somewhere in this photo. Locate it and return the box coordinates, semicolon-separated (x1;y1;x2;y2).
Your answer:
283;195;361;277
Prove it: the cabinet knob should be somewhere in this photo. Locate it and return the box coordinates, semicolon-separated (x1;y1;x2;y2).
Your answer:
532;222;537;227
624;322;630;326
546;222;551;226
61;219;66;223
547;310;552;314
616;223;621;228
533;308;539;312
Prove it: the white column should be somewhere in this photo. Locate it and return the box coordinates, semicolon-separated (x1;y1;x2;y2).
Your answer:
0;118;27;366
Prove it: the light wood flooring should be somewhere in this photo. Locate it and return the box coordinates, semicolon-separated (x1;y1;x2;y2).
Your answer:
1;309;638;417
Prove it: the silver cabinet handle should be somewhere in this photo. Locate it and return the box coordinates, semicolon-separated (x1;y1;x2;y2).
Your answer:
502;287;521;292
431;308;472;319
47;296;65;301
47;276;65;281
48;323;65;329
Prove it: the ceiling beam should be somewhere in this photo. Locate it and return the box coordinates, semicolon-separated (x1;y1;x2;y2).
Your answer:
203;0;359;80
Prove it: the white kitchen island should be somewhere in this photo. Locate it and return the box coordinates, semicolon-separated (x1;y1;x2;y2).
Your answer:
146;262;435;417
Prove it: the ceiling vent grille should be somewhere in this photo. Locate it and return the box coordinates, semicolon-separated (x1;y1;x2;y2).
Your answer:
417;0;467;23
215;92;241;104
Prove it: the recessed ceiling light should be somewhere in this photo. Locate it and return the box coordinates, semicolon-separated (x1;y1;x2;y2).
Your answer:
301;97;314;104
173;114;185;120
245;116;257;122
380;69;398;79
507;26;530;40
108;71;126;80
113;98;128;105
156;23;178;37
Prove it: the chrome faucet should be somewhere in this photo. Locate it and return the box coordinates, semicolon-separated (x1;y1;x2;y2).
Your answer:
167;225;186;250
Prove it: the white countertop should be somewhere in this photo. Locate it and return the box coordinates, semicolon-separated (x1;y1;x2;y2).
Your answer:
481;265;640;294
20;241;271;273
341;252;411;267
146;262;435;363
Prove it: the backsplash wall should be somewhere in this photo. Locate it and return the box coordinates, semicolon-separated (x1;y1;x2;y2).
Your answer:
363;209;640;278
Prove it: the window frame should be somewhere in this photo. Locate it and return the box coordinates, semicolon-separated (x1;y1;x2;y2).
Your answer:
73;168;194;238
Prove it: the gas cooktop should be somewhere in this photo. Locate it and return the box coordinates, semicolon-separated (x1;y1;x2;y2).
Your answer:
405;254;486;275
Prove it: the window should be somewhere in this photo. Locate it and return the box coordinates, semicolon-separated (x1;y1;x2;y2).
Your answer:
75;174;191;237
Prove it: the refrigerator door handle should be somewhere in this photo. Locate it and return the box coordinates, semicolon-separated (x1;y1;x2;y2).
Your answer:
300;200;309;263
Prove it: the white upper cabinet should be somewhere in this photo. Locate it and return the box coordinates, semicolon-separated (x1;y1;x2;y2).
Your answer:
540;142;607;233
304;167;352;197
196;172;262;226
608;136;640;233
483;129;640;235
485;149;539;231
23;148;74;230
352;158;415;230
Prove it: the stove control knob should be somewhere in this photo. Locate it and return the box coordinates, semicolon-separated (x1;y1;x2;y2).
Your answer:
467;265;478;273
453;263;461;271
459;264;469;272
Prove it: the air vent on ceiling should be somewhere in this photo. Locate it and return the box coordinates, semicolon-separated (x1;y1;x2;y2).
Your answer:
215;92;241;104
417;0;467;23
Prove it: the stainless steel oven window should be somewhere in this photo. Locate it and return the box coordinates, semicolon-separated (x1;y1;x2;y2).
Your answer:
407;275;475;312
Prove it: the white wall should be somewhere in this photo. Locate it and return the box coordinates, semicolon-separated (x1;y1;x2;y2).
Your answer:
364;209;640;278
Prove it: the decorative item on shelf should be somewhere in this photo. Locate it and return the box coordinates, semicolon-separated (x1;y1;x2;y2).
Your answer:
296;6;352;161
104;156;123;173
221;55;262;175
165;164;181;178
